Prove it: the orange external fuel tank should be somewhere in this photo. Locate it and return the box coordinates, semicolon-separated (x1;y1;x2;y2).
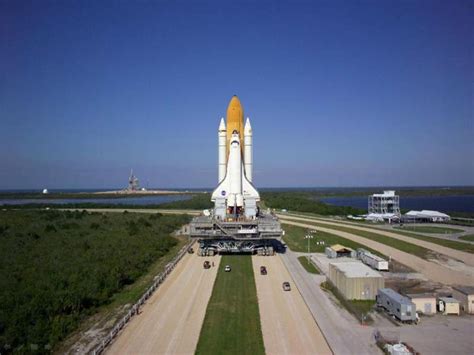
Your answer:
225;95;244;159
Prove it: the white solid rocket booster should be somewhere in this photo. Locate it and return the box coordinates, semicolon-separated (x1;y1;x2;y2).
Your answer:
244;117;253;182
218;117;226;183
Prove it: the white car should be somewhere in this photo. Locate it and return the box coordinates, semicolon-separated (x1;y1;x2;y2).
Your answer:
224;265;231;272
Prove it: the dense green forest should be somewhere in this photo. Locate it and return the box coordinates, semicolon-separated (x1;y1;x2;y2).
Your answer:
0;210;190;353
261;191;365;215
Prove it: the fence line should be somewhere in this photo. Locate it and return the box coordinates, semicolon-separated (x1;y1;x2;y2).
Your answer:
90;239;194;355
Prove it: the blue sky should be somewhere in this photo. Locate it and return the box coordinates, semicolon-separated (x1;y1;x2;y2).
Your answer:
1;0;472;189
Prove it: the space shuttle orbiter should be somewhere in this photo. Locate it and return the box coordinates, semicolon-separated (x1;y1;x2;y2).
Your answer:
211;96;260;220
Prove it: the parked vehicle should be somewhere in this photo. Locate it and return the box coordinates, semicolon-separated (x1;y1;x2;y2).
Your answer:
376;288;417;323
282;282;291;291
357;248;389;271
224;265;231;272
260;266;267;275
203;261;211;269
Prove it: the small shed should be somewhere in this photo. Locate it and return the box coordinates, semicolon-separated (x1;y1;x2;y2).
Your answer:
452;286;474;314
328;261;384;300
438;297;460;315
325;244;356;259
406;293;437;315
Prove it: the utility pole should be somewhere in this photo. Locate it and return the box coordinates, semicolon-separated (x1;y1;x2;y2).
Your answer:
305;234;314;263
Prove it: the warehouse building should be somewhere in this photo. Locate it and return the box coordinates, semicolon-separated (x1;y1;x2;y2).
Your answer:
325;244;357;259
452;286;474;314
328;261;384;300
406;293;437;315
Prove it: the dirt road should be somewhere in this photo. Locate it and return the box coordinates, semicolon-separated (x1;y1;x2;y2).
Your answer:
280;219;474;286
252;255;332;355
278;214;474;266
106;252;220;354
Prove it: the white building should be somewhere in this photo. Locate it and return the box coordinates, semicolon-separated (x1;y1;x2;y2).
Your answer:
368;190;400;215
403;210;450;223
365;213;399;223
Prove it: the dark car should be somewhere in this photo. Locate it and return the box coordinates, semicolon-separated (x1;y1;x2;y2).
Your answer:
260;266;267;275
188;247;194;254
203;261;211;269
282;282;291;291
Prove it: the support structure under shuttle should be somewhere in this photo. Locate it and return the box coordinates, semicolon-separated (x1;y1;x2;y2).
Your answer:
189;96;283;255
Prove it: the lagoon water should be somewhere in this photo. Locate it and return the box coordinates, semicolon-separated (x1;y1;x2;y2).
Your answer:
319;195;474;213
1;190;473;214
0;194;191;206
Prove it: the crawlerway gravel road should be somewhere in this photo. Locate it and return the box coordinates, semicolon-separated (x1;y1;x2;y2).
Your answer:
106;251;220;354
252;254;332;355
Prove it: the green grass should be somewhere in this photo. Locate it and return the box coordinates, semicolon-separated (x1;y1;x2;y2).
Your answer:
448;219;474;227
282;224;387;258
394;226;463;234
350;300;376;315
459;234;474;242
196;255;264;355
297;256;320;274
0;210;190;352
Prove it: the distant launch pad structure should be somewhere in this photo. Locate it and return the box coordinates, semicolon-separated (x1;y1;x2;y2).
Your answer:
127;169;140;191
190;96;282;255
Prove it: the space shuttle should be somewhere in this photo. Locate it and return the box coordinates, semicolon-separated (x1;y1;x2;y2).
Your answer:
211;96;260;220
